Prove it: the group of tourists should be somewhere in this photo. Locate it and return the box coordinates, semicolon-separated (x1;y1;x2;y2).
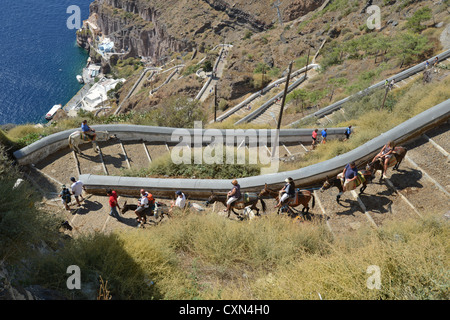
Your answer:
268;139;397;209
60;141;396;223
384;79;396;91
59;177;86;210
59;176;187;226
311;125;352;149
74;113;397;219
122;189;186;224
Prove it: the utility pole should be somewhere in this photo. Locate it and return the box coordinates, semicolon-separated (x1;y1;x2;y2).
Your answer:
305;48;311;79
277;61;293;130
381;84;389;110
261;64;266;94
271;61;292;164
214;84;217;122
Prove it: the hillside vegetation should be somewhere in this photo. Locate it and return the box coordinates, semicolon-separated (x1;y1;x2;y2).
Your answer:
1;0;449;301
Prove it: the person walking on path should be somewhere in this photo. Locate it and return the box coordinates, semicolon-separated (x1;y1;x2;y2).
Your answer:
344;125;352;141
70;177;85;207
321;128;328;144
389;79;395;90
107;189;122;222
433;57;440;73
311;129;319;149
59;185;72;211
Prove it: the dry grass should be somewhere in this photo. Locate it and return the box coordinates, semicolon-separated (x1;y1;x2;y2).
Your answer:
206;115;272;130
27;208;449;300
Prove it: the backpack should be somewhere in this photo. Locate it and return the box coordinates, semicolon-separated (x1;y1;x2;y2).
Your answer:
62;188;71;202
146;192;155;204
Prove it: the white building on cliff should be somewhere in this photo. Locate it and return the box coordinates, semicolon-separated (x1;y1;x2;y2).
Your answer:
80;77;125;112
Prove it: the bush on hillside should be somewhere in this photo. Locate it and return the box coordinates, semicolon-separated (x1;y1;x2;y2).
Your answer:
0;145;61;263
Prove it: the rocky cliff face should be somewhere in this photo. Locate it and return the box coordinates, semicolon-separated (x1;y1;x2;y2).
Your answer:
283;0;326;21
88;0;193;63
80;0;326;63
201;0;325;28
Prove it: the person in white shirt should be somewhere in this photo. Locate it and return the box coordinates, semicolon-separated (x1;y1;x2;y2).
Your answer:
135;189;149;225
174;191;186;209
70;177;85;207
135;189;149;213
170;191;186;213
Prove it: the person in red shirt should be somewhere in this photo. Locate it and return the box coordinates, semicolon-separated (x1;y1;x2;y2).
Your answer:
107;189;122;222
311;129;318;150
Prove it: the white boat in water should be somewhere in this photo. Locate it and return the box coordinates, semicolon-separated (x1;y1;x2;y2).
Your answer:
76;75;84;83
45;104;62;121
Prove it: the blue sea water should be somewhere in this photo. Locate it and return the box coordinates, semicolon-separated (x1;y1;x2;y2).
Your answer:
0;0;92;125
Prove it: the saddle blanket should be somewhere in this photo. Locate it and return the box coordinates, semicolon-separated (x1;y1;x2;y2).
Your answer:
234;193;256;208
337;171;366;191
81;132;94;141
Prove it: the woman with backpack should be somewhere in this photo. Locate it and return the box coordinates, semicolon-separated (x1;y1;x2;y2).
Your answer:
344;125;352;141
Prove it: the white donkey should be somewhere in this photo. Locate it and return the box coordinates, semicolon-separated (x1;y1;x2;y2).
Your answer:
68;130;116;154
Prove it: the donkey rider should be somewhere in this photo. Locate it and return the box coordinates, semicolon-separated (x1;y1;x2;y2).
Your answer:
275;177;296;208
81;120;97;142
338;161;359;193
371;140;396;179
224;180;241;213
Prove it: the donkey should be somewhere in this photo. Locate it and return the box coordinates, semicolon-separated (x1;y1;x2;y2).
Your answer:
205;191;266;219
259;183;315;218
366;146;407;180
68;130;116;154
320;170;373;202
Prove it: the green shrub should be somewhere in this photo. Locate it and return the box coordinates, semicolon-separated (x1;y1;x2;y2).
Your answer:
151;95;206;128
182;64;200;76
218;99;229;111
0;146;61;263
243;30;253;40
406;7;432;33
203;60;213;73
122;150;261;179
253;62;269;74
